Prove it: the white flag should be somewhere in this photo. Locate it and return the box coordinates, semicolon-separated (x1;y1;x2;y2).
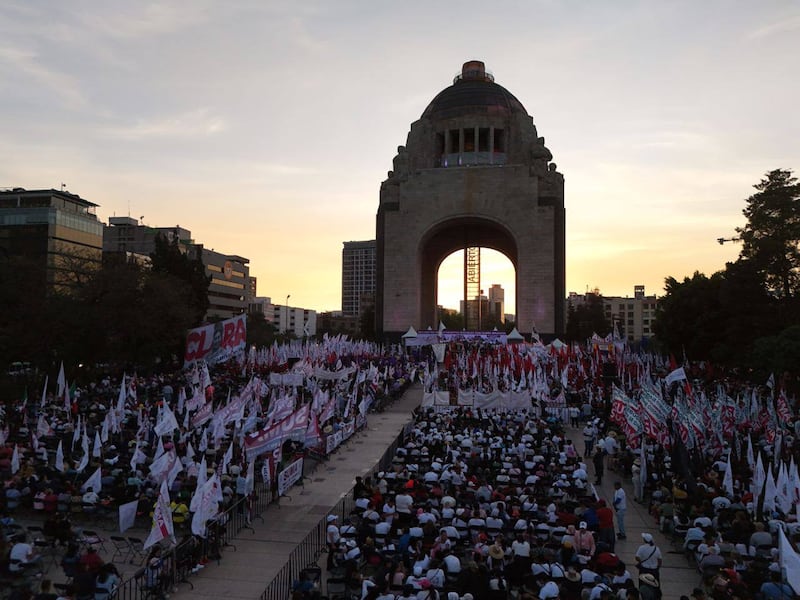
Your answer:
119;499;138;533
154;404;179;438
11;445;20;474
153;437;165;463
186;442;195;461
81;466;102;493
40;375;49;408
55;440;65;473
191;475;222;537
144;480;175;550
779;525;800;594
92;430;103;458
56;361;66;400
665;367;687;387
722;461;734;497
222;442;233;475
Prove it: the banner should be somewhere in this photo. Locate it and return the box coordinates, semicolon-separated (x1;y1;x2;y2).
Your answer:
244;404;310;460
184;314;247;367
278;457;304;496
119;500;138;533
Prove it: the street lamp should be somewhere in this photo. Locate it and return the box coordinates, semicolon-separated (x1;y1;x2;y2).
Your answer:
285;294;291;335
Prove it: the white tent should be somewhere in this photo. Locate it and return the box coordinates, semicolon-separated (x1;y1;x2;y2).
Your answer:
507;327;524;343
401;326;418;339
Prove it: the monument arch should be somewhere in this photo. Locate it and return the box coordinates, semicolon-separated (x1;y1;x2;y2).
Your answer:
376;60;565;340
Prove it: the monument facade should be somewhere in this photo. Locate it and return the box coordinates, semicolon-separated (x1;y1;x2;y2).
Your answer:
376;61;565;340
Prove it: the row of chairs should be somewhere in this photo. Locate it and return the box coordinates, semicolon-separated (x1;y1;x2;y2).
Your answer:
109;536;147;565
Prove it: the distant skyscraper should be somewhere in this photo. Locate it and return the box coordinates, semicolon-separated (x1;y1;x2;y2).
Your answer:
342;240;376;317
488;284;505;323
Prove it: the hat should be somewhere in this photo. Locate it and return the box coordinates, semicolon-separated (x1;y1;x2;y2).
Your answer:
579;521;587;529
639;574;659;588
641;532;654;543
488;545;505;560
539;581;560;600
413;566;423;576
326;514;337;522
565;566;581;582
462;595;474;600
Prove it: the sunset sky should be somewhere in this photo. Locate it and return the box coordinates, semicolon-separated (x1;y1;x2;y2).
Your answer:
2;1;798;315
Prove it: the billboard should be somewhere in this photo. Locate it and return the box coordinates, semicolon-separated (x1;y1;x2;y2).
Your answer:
184;314;247;367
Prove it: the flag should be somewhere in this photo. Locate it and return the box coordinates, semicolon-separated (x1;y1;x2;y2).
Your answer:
722;460;734;497
40;375;49;408
56;361;66;400
81;466;102;493
119;499;138;533
222;442;234;474
144;480;175;550
191;475;223;536
154;404;179;437
36;414;52;438
90;430;102;458
245;459;255;495
11;445;20;474
665;367;687;387
766;372;775;390
55;440;65;473
779;526;800;594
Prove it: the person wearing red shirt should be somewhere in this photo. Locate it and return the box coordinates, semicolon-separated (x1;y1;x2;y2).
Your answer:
596;499;615;551
79;546;104;574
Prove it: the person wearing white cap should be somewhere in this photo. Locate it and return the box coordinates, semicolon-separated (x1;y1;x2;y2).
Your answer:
326;514;340;569
634;533;662;581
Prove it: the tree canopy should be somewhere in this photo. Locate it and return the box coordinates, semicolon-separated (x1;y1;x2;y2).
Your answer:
736;169;800;299
655;169;800;378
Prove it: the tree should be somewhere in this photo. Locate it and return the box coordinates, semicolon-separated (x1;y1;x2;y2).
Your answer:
247;311;276;348
150;234;211;326
736;169;800;299
652;272;725;360
565;292;609;342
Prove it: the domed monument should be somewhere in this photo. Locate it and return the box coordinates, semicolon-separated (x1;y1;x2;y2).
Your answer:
376;61;565;340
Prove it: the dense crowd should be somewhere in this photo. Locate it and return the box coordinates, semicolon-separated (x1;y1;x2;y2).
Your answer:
2;338;800;600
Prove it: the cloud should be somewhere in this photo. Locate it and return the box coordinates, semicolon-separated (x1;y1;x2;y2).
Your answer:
79;3;213;39
747;14;800;39
99;108;227;140
0;44;86;108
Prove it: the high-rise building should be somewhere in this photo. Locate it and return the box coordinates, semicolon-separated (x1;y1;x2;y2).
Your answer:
103;216;191;264
192;248;250;320
104;217;252;320
602;285;659;342
0;188;103;293
342;240;376;317
567;285;659;343
488;284;505;323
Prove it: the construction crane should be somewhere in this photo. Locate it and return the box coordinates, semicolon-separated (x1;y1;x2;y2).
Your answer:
717;237;741;245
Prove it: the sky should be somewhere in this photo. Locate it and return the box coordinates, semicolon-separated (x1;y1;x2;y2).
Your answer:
1;1;799;315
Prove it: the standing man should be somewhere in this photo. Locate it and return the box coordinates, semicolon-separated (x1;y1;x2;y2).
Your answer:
634;532;662;581
593;445;605;485
632;458;644;503
613;482;627;540
325;514;340;570
582;422;597;458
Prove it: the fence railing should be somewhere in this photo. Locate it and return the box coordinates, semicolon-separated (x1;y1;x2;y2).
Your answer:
114;478;276;600
259;426;409;600
112;390;413;600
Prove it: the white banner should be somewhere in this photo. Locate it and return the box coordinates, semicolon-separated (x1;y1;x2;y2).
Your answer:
277;457;304;496
119;500;138;533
